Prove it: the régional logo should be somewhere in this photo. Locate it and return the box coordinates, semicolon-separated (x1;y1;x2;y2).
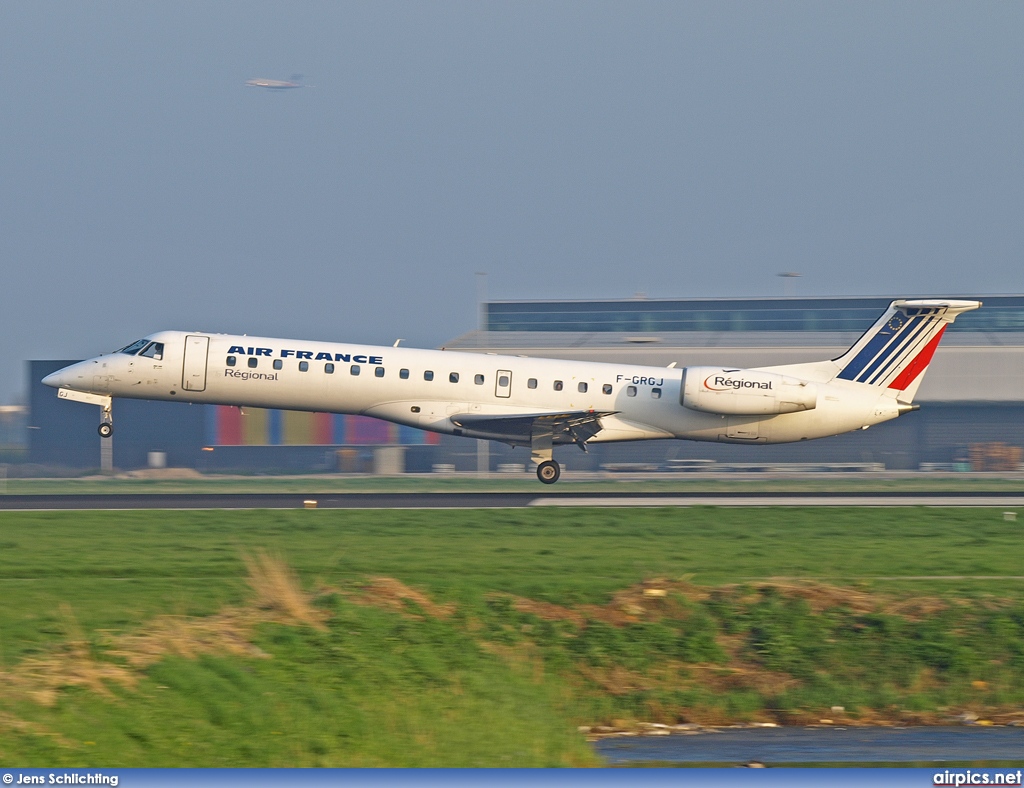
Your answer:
704;375;773;392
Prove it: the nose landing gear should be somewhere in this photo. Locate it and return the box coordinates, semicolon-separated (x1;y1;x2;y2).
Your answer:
98;400;113;439
55;388;113;439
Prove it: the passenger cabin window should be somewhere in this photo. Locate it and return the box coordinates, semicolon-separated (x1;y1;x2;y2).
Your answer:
449;372;459;383
273;360;282;370
424;370;434;381
400;369;410;380
527;378;538;389
140;342;164;360
226;356;237;367
375;367;385;378
578;382;588;393
119;339;149;356
325;363;334;374
602;384;612;395
299;361;309;372
553;380;563;391
247;357;258;369
652;388;662;399
351;365;360;376
475;374;485;385
627;386;637;397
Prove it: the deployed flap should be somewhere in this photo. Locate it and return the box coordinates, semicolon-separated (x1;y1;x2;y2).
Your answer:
450;410;616;445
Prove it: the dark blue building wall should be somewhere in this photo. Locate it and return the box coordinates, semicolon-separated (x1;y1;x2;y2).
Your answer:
28;361;440;472
29;360;207;470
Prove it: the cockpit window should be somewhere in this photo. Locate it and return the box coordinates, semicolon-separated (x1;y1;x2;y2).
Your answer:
118;339;150;356
139;342;164;361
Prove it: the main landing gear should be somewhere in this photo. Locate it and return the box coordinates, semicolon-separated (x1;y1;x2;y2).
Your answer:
536;460;560;484
531;420;562;484
98;422;113;438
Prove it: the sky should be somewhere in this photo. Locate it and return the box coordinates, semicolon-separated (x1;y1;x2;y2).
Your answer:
1;1;1022;403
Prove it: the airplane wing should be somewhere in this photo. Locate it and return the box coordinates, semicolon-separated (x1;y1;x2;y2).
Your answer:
450;410;616;448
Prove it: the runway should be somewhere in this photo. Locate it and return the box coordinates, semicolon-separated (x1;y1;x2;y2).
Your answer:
1;491;1024;510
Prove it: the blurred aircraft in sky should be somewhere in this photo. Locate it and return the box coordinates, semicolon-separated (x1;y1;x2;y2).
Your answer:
246;74;308;89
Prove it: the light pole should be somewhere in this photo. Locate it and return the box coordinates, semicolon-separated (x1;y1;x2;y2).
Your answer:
475;271;488;334
778;272;801;297
474;271;489;475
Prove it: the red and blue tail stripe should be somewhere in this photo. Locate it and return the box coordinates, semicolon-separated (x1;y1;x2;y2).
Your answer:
860;315;937;384
886;326;946;391
831;299;980;395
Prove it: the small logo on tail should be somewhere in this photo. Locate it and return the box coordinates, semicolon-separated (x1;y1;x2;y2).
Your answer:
837;308;943;387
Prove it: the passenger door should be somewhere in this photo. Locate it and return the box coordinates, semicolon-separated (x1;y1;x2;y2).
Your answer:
182;335;210;392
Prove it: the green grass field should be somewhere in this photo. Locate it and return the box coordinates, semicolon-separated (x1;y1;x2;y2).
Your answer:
1;506;1023;766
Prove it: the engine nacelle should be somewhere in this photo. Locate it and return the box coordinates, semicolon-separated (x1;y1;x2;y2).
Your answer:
681;367;818;416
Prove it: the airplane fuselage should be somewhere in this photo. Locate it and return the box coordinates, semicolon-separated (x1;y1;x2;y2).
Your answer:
45;330;902;447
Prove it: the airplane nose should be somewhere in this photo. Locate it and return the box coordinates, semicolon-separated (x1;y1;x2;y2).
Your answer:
42;363;78;389
42;370;65;388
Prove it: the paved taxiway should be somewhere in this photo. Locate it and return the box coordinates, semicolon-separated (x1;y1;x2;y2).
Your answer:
1;491;1023;510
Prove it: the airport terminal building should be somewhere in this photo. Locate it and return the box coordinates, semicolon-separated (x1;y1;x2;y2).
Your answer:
26;295;1024;472
444;295;1024;471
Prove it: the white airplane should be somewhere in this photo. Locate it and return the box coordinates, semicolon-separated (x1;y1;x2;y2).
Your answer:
42;299;980;483
246;75;307;89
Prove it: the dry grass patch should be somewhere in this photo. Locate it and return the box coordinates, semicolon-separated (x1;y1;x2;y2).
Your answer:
707;579;953;621
711;580;880;615
0;605;136;706
508;596;586;627
0;553;328;708
107;609;269;668
505;578;709;629
884;596;949;620
574;663;654;696
347;577;455;619
690;659;799;697
0;711;79;748
112;551;324;668
243;550;327;630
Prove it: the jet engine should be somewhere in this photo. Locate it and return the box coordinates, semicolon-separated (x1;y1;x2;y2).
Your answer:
681;367;818;416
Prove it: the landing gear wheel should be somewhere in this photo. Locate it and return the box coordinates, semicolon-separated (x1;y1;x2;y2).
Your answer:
536;460;560;484
98;423;113;439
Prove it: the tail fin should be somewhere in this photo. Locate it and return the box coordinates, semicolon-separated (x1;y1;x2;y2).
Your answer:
832;299;981;401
